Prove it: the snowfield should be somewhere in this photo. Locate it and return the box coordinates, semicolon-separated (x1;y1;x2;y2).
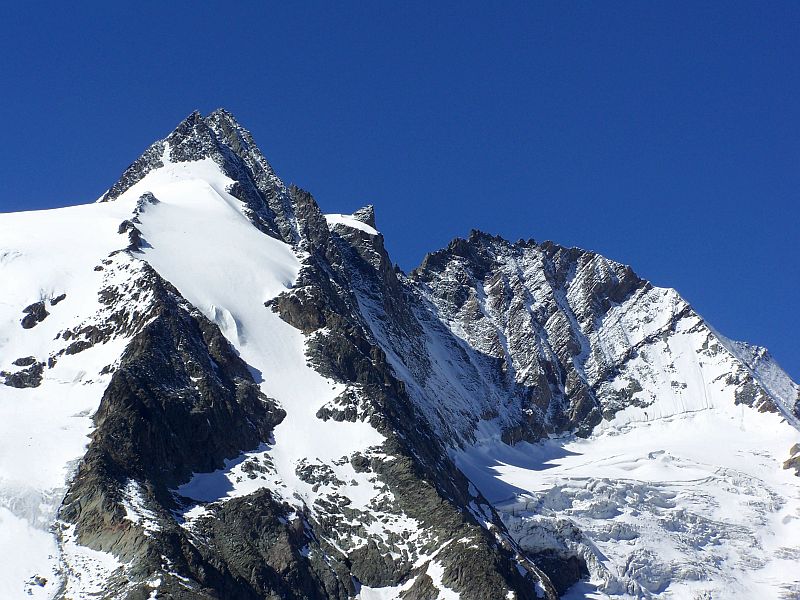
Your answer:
460;397;800;598
0;199;140;598
0;133;798;599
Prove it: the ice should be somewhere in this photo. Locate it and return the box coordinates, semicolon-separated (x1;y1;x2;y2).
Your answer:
461;405;800;598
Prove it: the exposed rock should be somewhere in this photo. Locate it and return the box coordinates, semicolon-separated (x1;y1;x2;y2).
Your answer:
12;356;37;367
785;444;800;476
353;205;376;228
4;109;793;599
21;300;49;329
2;360;44;388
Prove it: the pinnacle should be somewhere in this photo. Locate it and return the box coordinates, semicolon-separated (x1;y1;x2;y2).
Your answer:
352;205;376;228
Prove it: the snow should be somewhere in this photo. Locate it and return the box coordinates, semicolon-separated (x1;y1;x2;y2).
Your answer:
356;580;416;600
0;506;59;600
325;213;379;236
355;550;474;599
461;404;800;598
60;522;124;598
716;331;800;428
130;160;299;306
121;480;161;534
426;560;461;600
124;160;389;531
0;198;141;598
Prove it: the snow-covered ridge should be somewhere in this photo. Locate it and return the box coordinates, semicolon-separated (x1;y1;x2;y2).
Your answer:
411;233;800;598
0;109;797;599
124;160;396;535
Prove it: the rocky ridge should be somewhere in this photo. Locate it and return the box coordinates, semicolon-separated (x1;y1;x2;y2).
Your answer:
0;109;797;600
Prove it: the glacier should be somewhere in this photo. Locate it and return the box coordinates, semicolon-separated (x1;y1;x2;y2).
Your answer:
0;109;797;599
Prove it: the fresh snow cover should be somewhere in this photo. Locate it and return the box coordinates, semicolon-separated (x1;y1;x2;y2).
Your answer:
59;522;124;598
0;506;59;599
2;130;799;598
123;158;394;542
426;560;461;600
121;479;161;534
325;213;379;236
356;579;416;600
459;389;800;598
0;198;143;598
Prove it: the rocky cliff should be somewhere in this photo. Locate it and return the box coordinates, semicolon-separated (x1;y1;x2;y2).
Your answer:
0;110;797;600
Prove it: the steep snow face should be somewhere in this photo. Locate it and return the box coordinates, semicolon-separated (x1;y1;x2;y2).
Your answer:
325;213;379;236
125;158;423;559
717;333;800;424
0;199;148;598
587;285;799;429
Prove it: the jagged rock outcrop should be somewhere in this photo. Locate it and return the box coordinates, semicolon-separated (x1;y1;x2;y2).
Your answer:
0;109;797;600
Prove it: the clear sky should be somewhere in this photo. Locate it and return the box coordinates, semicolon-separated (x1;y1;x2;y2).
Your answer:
0;2;797;380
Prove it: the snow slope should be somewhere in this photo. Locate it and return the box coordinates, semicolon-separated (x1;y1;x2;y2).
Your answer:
0;199;141;598
325;213;379;236
455;293;800;598
124;157;429;570
1;109;798;599
131;161;389;502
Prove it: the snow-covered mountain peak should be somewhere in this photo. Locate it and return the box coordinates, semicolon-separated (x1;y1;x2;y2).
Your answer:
98;109;308;247
1;110;798;599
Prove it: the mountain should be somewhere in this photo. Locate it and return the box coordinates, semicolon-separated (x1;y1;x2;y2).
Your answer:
0;109;797;600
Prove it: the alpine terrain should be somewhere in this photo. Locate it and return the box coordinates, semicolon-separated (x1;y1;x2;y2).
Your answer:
1;110;798;600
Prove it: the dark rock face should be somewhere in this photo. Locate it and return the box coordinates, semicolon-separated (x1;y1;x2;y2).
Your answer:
46;109;798;598
529;551;589;596
101;141;165;202
353;205;376;228
410;231;647;440
192;490;353;600
12;356;37;366
21;300;49;329
271;200;558;599
785;444;800;476
61;294;332;598
2;359;44;387
57;260;321;598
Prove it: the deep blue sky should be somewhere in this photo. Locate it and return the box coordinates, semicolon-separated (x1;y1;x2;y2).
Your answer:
1;3;797;380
